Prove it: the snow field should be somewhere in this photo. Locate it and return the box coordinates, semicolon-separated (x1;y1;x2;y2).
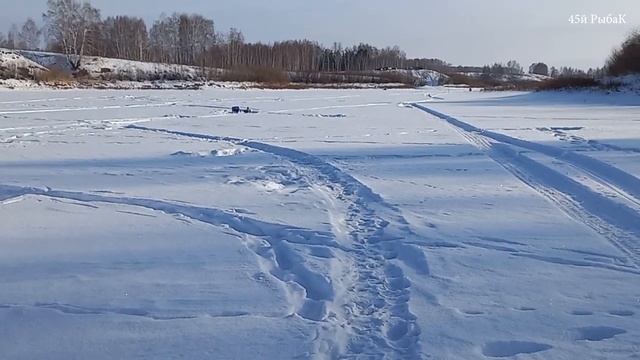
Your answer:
0;87;639;359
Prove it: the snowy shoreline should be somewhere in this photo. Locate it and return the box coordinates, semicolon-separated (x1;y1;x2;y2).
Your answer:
0;78;418;91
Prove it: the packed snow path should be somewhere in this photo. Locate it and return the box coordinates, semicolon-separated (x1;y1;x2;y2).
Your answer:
1;88;639;359
128;124;426;358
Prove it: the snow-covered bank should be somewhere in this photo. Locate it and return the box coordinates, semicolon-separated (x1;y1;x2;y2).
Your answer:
0;49;47;79
606;74;640;92
19;49;211;81
0;78;420;91
1;48;451;89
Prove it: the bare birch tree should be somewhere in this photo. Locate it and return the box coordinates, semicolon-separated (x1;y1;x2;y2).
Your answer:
43;0;100;69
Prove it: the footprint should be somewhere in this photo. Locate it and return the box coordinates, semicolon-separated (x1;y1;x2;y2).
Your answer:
516;307;536;312
298;299;327;321
386;318;410;341
570;326;626;341
251;272;268;282
571;310;594;316
462;310;484;316
308;246;334;259
482;341;552;358
608;310;634;317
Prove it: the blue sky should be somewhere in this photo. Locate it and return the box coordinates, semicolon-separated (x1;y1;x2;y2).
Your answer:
0;0;637;69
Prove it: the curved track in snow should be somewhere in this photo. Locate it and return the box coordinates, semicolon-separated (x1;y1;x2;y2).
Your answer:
0;184;342;321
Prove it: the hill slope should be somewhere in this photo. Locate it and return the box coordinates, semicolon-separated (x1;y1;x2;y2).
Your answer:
19;50;212;81
0;49;48;79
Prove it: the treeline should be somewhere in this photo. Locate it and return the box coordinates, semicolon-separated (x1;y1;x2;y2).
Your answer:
606;30;640;76
0;19;41;51
2;0;635;86
451;61;602;78
0;0;444;74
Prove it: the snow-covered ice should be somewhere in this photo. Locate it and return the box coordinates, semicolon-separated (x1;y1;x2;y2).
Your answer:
0;87;639;359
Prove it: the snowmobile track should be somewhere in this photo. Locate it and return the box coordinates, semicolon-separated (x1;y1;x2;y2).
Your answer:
412;104;640;269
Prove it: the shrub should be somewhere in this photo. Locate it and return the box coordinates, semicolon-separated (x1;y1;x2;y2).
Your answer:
606;30;640;76
378;71;417;85
537;76;599;90
34;69;73;83
219;66;289;84
288;70;415;86
484;80;541;91
445;73;501;88
252;67;289;84
74;69;91;79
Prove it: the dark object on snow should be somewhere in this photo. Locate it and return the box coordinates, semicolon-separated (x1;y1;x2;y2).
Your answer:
232;106;258;114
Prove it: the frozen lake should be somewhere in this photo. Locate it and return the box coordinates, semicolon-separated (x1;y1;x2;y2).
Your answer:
1;87;639;359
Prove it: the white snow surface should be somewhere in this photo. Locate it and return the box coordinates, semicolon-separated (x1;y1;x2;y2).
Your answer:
0;87;639;359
